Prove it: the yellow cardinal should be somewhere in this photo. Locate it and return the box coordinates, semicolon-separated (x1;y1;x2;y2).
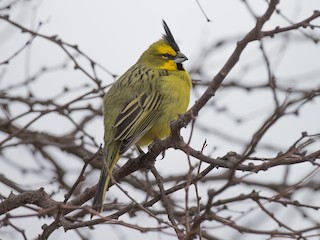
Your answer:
93;20;191;213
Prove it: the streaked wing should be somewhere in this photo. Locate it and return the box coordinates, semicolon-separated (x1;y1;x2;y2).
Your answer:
113;91;163;154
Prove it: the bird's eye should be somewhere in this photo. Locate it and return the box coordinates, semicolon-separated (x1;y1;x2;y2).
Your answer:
162;53;174;59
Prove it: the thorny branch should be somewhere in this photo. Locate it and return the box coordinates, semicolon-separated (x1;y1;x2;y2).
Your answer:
1;0;320;239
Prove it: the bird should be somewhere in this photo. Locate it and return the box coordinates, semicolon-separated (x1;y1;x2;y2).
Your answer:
92;20;192;213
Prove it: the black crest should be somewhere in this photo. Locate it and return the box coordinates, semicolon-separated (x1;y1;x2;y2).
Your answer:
162;20;180;52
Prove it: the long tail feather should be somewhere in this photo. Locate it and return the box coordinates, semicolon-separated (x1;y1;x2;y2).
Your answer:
92;167;108;213
92;149;119;214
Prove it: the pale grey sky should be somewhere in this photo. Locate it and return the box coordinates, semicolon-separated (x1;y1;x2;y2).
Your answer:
1;0;320;239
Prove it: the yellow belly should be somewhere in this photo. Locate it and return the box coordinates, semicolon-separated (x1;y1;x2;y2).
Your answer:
137;70;191;147
136;116;171;146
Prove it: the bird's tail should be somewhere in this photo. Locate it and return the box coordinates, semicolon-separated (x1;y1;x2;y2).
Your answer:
92;149;119;213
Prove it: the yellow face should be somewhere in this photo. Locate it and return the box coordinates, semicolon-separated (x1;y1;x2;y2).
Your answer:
139;39;181;71
156;43;178;70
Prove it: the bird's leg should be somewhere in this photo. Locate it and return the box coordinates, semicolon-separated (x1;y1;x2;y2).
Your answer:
134;145;146;164
135;145;145;155
160;149;166;160
147;138;166;160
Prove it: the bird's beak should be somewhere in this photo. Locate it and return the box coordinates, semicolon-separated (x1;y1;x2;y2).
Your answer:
174;52;188;63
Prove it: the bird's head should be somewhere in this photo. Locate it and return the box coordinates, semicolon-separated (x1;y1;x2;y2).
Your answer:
138;20;188;71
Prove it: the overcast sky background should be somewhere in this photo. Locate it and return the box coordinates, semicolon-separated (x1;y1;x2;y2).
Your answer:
1;0;320;239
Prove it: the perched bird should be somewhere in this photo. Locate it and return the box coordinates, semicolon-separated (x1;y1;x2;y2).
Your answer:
92;20;191;213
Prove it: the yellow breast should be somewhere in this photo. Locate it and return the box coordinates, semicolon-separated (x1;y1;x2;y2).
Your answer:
137;70;191;146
